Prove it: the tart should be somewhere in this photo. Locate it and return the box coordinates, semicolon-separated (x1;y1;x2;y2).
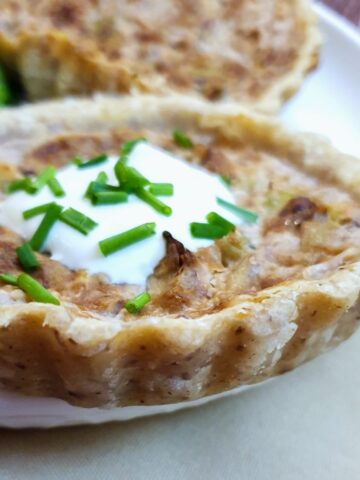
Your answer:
0;0;320;111
0;95;360;408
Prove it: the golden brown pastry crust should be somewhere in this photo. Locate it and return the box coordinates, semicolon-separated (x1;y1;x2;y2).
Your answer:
1;95;360;408
0;0;320;111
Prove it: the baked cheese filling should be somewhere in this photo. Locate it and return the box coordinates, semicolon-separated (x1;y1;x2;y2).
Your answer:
0;141;240;287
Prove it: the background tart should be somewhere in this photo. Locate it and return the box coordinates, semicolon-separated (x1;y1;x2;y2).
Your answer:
1;95;360;408
0;0;319;111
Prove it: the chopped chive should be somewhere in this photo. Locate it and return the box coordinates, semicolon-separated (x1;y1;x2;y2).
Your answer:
96;171;108;184
136;188;172;216
84;180;102;199
6;179;27;193
173;129;193;149
0;273;18;286
115;161;149;191
16;242;39;271
99;222;156;257
93;191;128;205
216;198;258;224
85;181;120;200
149;183;174;196
30;203;63;251
77;154;108;169
0;66;11;105
23;202;55;220
206;212;235;234
72;155;83;166
32;166;56;190
190;222;228;239
60;208;98;235
47;177;65;197
219;175;231;187
6;178;36;194
119;138;146;163
125;292;151;314
17;273;60;305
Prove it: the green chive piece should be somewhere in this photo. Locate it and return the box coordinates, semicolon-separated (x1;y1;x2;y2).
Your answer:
190;222;228;239
16;242;39;271
115;161;150;191
6;178;36;194
32;166;56;191
17;273;60;305
99;222;156;257
219;175;231;187
85;180;103;199
0;273;18;286
76;154;108;169
23;202;55;220
173;129;193;149
93;191;128;205
30;203;63;251
119;138;146;163
216;198;258;224
148;183;174;196
60;208;98;235
47;177;65;197
206;212;235;234
6;179;27;193
125;292;151;314
72;155;83;166
0;66;11;105
85;181;120;201
136;188;172;216
96;171;108;184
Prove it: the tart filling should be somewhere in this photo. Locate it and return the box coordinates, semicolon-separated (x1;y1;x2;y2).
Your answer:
1;124;360;318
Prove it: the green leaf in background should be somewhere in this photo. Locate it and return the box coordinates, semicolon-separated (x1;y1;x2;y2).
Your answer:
0;65;11;106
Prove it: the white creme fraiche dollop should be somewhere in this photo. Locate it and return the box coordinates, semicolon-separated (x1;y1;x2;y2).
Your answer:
0;143;240;286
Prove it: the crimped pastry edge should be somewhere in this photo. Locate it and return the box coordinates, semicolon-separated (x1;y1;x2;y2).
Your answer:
0;94;359;408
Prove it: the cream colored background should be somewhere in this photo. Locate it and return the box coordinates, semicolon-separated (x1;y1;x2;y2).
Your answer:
1;330;360;479
1;5;360;479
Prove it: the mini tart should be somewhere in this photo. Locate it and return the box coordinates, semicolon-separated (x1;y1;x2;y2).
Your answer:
1;95;360;408
0;0;319;111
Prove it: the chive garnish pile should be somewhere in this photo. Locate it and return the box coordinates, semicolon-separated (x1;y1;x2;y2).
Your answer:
1;133;259;312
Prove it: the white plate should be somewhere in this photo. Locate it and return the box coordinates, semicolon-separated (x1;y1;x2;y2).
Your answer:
1;3;360;428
